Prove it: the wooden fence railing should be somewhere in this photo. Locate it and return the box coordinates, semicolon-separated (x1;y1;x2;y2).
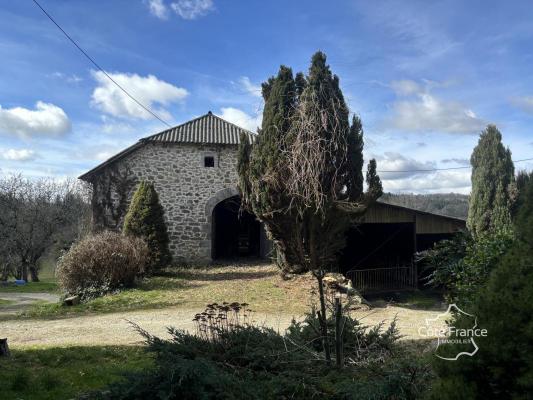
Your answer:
345;265;416;294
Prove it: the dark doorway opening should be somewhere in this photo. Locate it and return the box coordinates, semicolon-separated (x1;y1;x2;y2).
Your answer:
339;223;415;273
212;195;261;259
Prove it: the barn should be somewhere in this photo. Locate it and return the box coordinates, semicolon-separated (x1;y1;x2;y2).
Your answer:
79;112;466;290
341;201;465;292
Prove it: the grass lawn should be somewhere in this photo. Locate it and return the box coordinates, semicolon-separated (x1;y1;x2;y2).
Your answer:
0;298;15;306
13;263;313;320
0;280;59;294
0;259;59;294
0;345;153;400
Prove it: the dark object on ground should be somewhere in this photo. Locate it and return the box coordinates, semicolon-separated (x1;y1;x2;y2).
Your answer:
0;338;10;357
64;295;81;306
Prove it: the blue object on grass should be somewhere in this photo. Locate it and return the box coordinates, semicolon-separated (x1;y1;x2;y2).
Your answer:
15;279;26;285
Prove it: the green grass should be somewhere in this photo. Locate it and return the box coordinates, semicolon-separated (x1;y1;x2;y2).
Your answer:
0;258;59;294
0;280;59;294
10;264;311;320
0;298;15;306
0;345;153;400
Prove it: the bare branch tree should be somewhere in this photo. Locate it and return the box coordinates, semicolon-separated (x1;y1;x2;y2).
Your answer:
0;174;90;281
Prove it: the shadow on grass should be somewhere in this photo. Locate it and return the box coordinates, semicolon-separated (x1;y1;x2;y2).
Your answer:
0;345;152;400
365;290;446;311
169;269;278;282
136;276;203;291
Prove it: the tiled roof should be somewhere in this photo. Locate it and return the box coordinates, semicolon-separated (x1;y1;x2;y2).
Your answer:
143;112;255;145
79;112;256;181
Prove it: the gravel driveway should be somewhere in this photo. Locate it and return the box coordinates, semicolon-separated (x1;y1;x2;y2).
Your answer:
1;304;445;347
1;307;296;347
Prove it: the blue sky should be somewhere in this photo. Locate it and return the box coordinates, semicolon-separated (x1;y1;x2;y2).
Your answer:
1;0;533;193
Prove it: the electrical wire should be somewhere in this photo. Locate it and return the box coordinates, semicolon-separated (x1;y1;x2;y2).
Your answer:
31;0;172;128
377;157;533;174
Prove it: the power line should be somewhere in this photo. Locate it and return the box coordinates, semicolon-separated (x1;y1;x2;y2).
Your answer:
31;0;172;128
377;157;533;174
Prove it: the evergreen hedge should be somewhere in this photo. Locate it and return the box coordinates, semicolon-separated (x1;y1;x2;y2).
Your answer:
431;178;533;398
123;181;171;272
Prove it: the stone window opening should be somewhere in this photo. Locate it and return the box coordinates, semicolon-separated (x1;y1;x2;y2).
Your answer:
204;155;215;168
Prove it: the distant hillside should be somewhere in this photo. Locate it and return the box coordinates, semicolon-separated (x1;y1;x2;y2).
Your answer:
379;192;469;219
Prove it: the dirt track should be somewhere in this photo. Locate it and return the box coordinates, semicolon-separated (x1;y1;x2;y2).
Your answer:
0;292;60;316
1;305;445;347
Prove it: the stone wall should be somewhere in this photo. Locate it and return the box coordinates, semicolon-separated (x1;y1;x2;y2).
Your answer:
90;142;240;264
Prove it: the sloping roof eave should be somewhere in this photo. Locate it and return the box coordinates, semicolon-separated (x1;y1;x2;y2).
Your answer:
78;141;144;182
78;112;256;182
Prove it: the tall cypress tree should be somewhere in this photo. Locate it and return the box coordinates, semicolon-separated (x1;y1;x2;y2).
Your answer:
239;51;382;363
345;115;365;201
123;181;171;272
238;65;302;271
467;125;514;237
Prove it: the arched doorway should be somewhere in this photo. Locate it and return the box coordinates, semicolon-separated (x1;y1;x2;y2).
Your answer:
212;195;261;259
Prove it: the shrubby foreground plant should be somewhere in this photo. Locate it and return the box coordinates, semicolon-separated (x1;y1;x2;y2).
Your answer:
83;303;431;400
56;231;149;300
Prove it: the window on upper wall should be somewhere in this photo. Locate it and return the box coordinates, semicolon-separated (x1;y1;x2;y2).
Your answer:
204;156;215;168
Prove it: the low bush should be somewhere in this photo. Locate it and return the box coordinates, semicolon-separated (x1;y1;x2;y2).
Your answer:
419;228;515;305
56;231;149;299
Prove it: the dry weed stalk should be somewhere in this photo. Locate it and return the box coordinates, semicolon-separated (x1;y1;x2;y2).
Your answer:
193;302;254;342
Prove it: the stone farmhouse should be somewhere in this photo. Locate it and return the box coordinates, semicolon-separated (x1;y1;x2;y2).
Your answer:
80;112;465;289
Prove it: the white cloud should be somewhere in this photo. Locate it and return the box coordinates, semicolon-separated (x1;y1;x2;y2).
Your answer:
50;72;83;83
372;151;471;193
385;80;485;134
1;148;37;161
217;107;262;132
0;101;71;139
442;158;470;165
170;0;214;20
511;96;533;114
239;77;262;98
390;80;422;96
375;152;436;180
382;169;471;194
146;0;168;19
91;70;188;120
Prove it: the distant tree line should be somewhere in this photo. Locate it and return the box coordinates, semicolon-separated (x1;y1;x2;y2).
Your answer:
0;175;91;282
380;192;469;219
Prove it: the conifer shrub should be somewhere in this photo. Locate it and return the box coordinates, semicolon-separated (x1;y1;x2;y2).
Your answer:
82;305;431;400
123;181;171;272
56;231;148;299
430;179;533;398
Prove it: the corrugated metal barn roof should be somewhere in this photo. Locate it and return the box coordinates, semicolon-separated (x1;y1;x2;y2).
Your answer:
79;112;256;181
143;112;255;145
